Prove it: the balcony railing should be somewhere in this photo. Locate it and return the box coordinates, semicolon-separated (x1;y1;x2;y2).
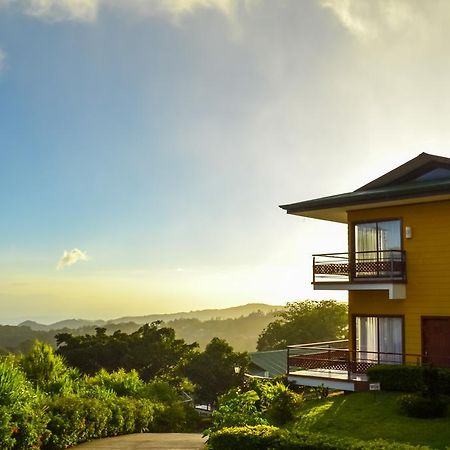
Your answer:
313;250;406;284
287;340;411;379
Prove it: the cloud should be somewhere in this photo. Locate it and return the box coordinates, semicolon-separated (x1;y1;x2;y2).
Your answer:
25;0;98;22
320;0;425;40
56;248;89;270
1;0;248;23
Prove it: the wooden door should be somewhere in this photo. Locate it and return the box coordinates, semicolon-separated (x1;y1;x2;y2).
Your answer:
422;317;450;367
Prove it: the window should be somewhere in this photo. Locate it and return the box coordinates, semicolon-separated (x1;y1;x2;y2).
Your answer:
354;220;402;278
355;316;403;364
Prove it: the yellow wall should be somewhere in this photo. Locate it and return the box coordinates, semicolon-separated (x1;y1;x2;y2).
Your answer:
347;199;450;360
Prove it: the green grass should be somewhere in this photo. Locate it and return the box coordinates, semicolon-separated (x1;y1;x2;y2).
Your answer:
291;392;450;449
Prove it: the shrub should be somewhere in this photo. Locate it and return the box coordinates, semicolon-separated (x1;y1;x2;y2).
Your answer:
279;430;431;449
397;393;447;419
45;395;161;448
88;368;144;397
367;365;423;392
209;389;268;433
207;425;281;450
258;382;303;426
0;358;49;449
207;428;431;450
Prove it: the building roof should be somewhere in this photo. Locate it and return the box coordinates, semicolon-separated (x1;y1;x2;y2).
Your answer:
280;153;450;223
249;349;287;377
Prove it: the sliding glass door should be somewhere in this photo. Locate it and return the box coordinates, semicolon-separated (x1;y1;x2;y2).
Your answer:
355;316;403;364
354;220;401;278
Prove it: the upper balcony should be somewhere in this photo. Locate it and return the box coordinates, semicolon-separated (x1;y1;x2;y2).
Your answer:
312;250;406;299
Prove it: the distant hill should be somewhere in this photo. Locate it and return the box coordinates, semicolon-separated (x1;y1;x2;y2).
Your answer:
4;303;284;353
109;303;283;325
19;303;283;330
18;319;107;332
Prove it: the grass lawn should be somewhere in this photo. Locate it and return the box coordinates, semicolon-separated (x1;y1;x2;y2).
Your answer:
291;392;450;449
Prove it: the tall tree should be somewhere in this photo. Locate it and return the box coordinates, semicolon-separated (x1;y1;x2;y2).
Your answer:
183;337;249;406
256;300;348;351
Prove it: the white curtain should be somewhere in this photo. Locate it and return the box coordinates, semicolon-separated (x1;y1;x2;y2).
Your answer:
356;316;378;363
356;316;403;364
379;317;403;363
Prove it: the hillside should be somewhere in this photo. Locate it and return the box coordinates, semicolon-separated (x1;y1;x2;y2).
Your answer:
19;303;282;330
4;303;284;353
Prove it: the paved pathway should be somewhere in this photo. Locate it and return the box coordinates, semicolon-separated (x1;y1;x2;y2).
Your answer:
73;433;206;449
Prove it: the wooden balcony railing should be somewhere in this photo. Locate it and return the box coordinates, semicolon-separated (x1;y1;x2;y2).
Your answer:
287;340;410;378
313;250;406;284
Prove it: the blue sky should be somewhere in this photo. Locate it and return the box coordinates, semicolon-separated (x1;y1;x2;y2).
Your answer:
1;0;450;323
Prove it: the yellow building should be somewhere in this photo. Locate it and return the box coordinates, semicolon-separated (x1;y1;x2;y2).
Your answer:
281;153;450;390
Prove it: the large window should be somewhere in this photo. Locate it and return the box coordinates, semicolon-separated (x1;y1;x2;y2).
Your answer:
354;220;402;278
355;316;403;364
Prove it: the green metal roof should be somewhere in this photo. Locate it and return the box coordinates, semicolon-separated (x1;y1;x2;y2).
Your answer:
280;153;450;222
249;349;287;377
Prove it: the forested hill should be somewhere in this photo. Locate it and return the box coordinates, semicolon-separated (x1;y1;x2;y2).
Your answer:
2;304;283;354
19;303;282;331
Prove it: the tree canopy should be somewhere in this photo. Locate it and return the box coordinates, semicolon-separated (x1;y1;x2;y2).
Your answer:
55;321;198;381
256;300;348;351
183;337;249;406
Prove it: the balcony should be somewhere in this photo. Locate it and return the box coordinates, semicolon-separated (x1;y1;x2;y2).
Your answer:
312;250;406;299
287;340;411;391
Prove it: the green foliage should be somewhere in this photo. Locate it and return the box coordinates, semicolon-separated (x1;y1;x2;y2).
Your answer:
257;300;347;351
207;427;431;450
209;379;303;433
183;337;249;405
209;388;269;432
278;430;431;450
367;365;424;392
397;393;447;419
56;322;199;380
87;368;144;397
0;358;49;449
257;382;303;426
45;395;162;448
20;341;76;395
207;425;281;450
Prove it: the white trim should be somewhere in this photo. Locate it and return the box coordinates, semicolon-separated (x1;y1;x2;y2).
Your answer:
314;282;406;299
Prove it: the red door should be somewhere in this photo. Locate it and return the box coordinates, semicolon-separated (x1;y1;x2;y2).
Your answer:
422;317;450;367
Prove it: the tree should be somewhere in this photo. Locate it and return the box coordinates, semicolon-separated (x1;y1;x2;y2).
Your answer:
183;337;249;406
55;322;198;381
256;300;347;351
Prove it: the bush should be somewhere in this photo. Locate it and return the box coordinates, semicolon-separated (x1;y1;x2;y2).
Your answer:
257;382;303;426
0;358;49;449
45;395;162;448
207;425;281;450
397;393;447;419
279;430;430;449
367;365;423;392
207;427;431;450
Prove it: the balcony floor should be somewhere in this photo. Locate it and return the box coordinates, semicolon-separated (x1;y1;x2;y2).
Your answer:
288;369;369;391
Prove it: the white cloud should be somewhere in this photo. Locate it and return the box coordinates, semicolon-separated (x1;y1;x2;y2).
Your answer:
57;248;89;270
25;0;98;22
320;0;425;40
0;0;249;23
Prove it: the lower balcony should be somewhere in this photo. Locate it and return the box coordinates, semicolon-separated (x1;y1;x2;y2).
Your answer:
312;250;406;299
287;340;413;392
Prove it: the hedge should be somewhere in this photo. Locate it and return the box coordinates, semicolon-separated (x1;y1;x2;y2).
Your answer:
206;426;432;450
367;365;424;392
367;364;450;394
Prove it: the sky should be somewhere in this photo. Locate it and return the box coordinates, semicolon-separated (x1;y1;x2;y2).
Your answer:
2;0;450;323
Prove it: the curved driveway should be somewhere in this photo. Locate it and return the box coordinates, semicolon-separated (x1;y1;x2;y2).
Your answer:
73;433;206;449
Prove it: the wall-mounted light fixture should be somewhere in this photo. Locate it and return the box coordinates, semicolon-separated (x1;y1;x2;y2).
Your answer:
405;226;412;239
